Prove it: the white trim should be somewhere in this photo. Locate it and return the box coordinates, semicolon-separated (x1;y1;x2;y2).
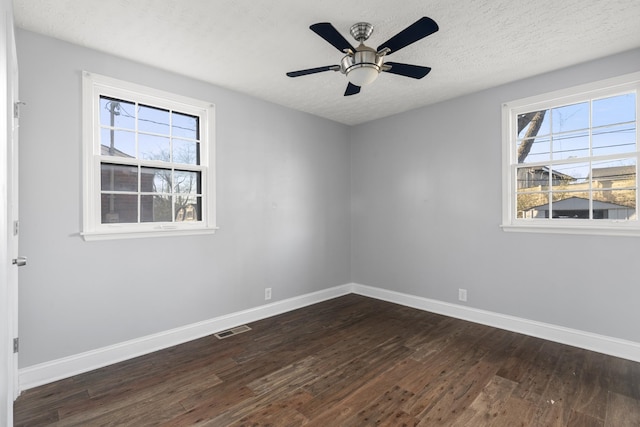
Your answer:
500;222;640;237
18;282;640;392
81;225;219;241
350;283;640;363
507;72;640;112
18;284;352;391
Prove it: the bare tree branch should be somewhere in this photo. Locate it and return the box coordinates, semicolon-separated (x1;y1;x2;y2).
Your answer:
517;110;546;164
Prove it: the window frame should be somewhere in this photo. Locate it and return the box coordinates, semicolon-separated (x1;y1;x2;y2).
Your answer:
82;71;217;241
501;72;640;237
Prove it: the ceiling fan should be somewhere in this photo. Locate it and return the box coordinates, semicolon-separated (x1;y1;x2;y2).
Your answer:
286;17;439;96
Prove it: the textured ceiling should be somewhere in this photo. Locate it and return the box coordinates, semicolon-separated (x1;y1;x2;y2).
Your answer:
12;0;640;125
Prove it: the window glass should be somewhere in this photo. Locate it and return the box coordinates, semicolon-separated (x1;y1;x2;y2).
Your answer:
101;164;138;192
100;97;135;130
97;96;202;225
139;134;170;162
172;111;198;139
551;102;589;134
138;104;170;135
100;128;136;157
592;93;636;127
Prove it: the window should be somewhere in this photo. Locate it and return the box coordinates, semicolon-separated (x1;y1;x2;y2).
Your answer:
502;72;639;236
82;72;216;240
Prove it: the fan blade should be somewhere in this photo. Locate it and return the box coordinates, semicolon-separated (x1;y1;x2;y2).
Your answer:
286;65;339;77
344;82;361;96
377;17;439;54
383;62;431;79
310;23;355;53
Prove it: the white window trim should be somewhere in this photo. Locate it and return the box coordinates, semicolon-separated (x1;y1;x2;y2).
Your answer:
501;71;640;237
81;71;217;241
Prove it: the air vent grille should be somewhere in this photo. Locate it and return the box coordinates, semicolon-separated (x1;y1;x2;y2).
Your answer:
214;325;252;339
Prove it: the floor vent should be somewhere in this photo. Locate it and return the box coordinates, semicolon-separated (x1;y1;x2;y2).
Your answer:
214;325;252;339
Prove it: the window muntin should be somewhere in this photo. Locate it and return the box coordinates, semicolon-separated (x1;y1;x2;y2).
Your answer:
503;73;640;235
83;72;216;240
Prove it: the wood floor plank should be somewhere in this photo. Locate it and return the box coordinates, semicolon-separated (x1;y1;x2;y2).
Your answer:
343;384;417;426
55;364;223;425
446;375;518;427
488;396;536;427
13;294;640;426
605;391;640;427
566;409;604;427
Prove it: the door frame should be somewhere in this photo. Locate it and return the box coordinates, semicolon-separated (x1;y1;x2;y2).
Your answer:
2;0;18;424
7;2;18;400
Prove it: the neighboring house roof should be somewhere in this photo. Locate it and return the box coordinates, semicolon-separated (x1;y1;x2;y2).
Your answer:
526;196;631;211
101;144;132;158
520;166;575;181
590;165;636;181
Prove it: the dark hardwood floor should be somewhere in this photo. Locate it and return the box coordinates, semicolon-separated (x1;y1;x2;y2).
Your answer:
14;294;640;426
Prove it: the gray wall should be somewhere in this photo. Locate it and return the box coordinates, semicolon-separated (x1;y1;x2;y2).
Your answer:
16;27;640;369
351;48;640;343
17;30;351;367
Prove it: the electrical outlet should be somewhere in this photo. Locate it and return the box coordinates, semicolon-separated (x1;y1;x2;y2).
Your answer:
265;288;272;301
458;288;467;302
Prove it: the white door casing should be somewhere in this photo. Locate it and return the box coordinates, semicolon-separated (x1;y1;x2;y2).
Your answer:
0;4;19;425
2;2;19;425
7;7;19;400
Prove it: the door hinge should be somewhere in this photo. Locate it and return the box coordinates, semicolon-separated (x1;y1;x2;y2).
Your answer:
14;101;26;119
13;338;19;353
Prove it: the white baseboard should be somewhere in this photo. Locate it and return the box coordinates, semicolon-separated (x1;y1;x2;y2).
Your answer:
19;282;640;392
350;283;640;363
18;284;352;392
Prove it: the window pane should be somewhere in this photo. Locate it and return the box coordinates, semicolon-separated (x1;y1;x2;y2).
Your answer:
140;195;172;222
175;196;201;222
517;110;550;139
172;139;199;165
551;102;589;134
141;167;171;194
517;192;548;218
138;104;170;135
174;170;201;194
101;164;138;191
592;93;636;128
593;190;636;220
139;133;170;161
592;123;636;156
101;194;138;223
550;191;591;219
100;97;135;129
516;166;550;190
592;158;636;187
516;136;550;163
552;130;589;161
172;112;198;140
551;162;589;185
100;129;135;157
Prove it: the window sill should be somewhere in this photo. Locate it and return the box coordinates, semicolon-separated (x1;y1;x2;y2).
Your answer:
81;226;219;241
500;222;640;237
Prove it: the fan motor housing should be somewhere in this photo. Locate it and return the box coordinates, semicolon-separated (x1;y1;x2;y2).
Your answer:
341;46;384;75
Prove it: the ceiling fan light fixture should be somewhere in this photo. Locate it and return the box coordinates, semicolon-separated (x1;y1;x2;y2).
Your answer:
346;64;380;86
